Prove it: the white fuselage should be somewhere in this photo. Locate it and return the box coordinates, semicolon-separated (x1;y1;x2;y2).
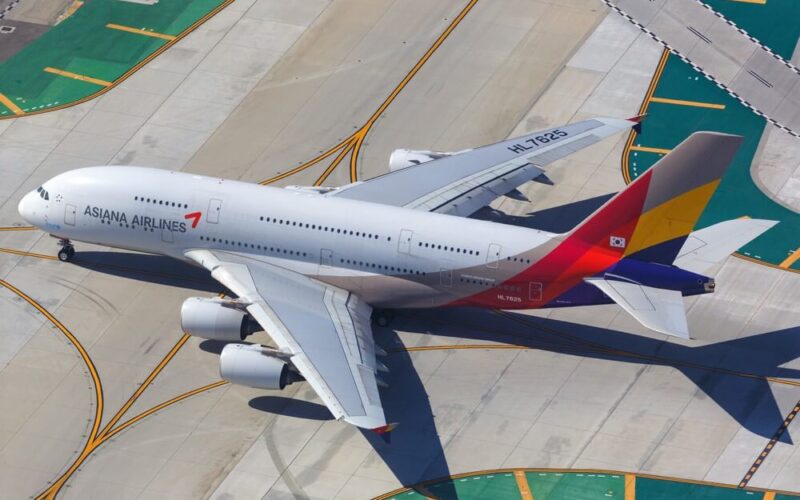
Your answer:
18;167;555;307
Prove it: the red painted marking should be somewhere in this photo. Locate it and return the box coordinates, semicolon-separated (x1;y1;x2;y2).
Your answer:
184;211;202;228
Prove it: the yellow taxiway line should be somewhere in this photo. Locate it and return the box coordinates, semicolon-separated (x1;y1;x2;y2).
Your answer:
731;0;766;4
44;67;113;87
779;248;800;269
0;247;58;260
630;145;672;155
515;470;534;500
625;474;636;500
260;0;480;187
98;333;190;437
0;225;36;231
650;96;726;110
99;380;227;443
56;0;83;23
106;23;176;41
622;48;669;184
0;281;105;500
0;93;24;115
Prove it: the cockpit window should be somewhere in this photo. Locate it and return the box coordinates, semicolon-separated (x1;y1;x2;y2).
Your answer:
36;186;49;200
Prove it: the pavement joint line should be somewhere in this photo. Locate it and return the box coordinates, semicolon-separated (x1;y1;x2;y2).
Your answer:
693;0;797;73
0;92;24;115
0;280;104;500
97;333;190;439
43;67;112;87
106;23;176;41
779;247;800;268
261;0;480;187
514;470;533;500
0;0;237;121
630;145;671;154
603;0;800;138
0;0;21;20
650;96;726;109
739;400;800;488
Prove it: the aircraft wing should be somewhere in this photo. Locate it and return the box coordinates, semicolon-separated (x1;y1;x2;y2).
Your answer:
185;249;388;431
584;277;690;339
331;117;641;217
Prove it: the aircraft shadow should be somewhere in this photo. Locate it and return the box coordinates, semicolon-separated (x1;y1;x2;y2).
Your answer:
248;396;334;421
472;192;614;233
392;307;800;445
361;329;456;499
70;251;220;293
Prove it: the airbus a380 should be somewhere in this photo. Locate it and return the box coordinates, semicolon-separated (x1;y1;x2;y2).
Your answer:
17;117;776;432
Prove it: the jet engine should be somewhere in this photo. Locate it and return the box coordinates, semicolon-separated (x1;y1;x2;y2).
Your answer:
389;149;457;171
180;297;260;341
220;343;302;390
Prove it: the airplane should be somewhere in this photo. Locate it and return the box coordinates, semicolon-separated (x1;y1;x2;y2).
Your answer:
17;116;776;433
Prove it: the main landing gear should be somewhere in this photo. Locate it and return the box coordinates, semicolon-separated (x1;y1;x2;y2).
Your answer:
57;239;75;262
373;309;395;327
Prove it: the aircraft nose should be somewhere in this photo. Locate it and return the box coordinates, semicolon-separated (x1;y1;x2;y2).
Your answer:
18;191;37;225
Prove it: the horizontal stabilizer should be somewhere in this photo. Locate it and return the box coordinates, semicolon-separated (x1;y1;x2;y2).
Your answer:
585;278;690;339
674;219;778;274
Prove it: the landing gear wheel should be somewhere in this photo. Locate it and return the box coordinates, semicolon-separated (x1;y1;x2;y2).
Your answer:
374;309;394;327
58;245;75;262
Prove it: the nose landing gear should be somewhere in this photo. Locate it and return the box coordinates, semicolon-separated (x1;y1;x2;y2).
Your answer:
57;239;75;262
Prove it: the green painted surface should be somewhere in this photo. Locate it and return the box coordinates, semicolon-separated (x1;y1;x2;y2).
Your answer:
527;471;624;499
636;477;759;500
380;471;800;499
625;1;800;270
702;0;800;58
384;472;520;500
0;0;226;116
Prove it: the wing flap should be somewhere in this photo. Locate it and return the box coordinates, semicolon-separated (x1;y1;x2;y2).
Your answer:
186;249;386;429
585;277;690;339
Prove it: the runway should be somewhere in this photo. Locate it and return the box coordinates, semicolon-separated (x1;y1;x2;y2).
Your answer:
0;0;798;498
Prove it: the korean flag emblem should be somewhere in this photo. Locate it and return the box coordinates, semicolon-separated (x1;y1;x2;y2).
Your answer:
610;236;626;248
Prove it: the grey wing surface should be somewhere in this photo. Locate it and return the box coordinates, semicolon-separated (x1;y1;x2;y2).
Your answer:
331;117;639;216
185;250;386;430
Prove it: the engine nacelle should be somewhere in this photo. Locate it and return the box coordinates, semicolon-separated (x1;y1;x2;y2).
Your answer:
389;149;454;171
180;297;259;341
220;343;300;390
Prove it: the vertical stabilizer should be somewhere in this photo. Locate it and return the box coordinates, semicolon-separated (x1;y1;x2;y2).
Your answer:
563;132;743;265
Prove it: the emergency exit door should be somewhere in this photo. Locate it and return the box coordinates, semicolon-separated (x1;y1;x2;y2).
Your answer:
64;204;76;226
207;198;222;223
